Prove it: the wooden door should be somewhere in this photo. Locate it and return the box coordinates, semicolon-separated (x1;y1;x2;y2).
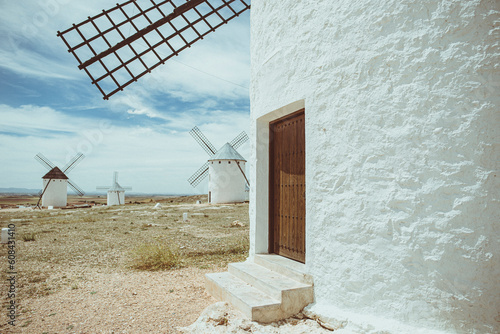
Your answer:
269;109;305;263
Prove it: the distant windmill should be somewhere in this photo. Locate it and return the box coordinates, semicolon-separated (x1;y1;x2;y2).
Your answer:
34;153;85;208
188;126;248;203
57;0;250;100
96;171;132;206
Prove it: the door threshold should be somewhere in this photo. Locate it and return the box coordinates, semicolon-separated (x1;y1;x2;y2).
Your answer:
254;253;313;285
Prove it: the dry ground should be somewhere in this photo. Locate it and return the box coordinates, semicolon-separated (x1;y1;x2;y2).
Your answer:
0;194;177;209
0;195;249;333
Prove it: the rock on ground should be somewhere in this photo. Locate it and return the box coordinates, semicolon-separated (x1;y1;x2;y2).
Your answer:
179;302;336;334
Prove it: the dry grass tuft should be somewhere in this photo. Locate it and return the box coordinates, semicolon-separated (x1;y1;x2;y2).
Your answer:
129;243;181;271
21;232;36;242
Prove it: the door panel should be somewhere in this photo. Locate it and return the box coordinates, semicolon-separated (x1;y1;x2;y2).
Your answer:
269;109;305;263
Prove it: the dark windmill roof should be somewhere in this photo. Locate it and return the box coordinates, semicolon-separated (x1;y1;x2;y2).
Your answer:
42;167;68;180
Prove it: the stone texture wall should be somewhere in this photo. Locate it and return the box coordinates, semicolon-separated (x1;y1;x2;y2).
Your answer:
209;160;247;204
107;191;125;206
250;0;499;332
41;179;67;207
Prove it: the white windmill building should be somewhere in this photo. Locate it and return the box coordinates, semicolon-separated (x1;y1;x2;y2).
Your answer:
96;172;132;206
34;153;85;208
209;1;500;333
58;0;498;331
188;126;249;204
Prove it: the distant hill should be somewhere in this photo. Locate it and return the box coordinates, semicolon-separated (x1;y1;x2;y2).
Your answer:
0;187;40;194
0;188;196;197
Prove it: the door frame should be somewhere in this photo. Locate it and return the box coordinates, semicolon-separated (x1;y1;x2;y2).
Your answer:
268;109;305;261
251;99;306;261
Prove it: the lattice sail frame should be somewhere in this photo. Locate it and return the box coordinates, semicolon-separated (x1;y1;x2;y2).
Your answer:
34;153;86;197
57;0;250;100
187;127;248;187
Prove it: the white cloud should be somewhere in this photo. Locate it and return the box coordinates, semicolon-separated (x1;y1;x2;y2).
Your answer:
142;34;250;102
0;104;250;194
0;0;107;81
0;104;93;136
0;0;250;101
0;0;251;194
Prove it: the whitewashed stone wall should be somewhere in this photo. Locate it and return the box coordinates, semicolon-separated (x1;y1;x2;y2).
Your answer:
42;179;67;207
249;0;499;332
209;160;247;203
107;190;125;206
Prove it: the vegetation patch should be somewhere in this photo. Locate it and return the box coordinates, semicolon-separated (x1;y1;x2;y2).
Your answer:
0;194;249;299
21;232;37;242
129;243;181;271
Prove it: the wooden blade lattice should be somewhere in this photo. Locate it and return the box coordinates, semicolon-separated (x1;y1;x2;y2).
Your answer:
57;0;250;100
35;153;56;171
68;179;85;196
62;153;85;174
229;131;248;149
190;126;217;156
188;161;209;187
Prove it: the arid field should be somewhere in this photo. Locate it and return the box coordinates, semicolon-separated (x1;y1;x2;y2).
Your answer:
0;195;249;333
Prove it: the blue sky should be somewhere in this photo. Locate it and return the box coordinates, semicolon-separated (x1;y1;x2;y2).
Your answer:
0;0;251;195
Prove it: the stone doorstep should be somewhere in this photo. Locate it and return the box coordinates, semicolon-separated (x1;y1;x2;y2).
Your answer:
254;253;314;285
205;256;314;323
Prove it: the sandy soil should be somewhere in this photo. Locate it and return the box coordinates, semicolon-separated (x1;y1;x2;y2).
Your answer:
0;195;247;333
0;196;334;333
2;267;219;333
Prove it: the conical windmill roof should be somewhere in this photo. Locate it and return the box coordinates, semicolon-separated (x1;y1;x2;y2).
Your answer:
109;182;125;192
209;143;246;161
42;167;68;180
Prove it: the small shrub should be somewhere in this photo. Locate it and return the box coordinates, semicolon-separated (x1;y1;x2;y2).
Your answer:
21;320;32;328
129;243;180;271
22;232;36;242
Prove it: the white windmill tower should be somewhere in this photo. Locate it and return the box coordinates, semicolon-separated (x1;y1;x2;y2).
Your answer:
34;153;85;208
97;171;132;206
188;126;249;204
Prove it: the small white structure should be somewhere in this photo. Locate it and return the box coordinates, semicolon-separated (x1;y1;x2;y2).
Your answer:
35;152;85;208
188;126;249;204
207;1;499;333
96;172;132;206
41;167;68;208
1;228;9;244
208;143;247;204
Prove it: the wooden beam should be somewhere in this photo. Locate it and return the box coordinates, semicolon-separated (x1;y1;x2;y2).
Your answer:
78;0;206;69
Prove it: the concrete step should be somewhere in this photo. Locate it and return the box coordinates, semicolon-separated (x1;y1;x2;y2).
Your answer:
206;257;314;323
205;272;282;323
228;262;311;301
254;253;314;285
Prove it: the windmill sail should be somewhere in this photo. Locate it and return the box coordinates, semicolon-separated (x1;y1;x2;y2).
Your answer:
68;179;85;197
189;126;217;156
35;153;56;170
57;0;250;100
63;153;85;174
229;131;248;149
188;161;209;186
187;126;248;187
97;171;133;191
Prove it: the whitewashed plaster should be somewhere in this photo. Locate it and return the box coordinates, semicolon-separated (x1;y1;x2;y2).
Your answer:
249;0;500;333
209;160;247;203
41;179;67;207
107;190;125;206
